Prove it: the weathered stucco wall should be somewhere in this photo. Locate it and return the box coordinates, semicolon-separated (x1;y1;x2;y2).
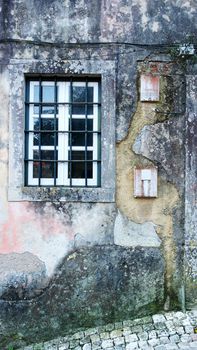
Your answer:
0;0;196;348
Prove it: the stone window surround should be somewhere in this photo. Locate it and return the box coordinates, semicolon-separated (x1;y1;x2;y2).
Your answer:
8;59;116;202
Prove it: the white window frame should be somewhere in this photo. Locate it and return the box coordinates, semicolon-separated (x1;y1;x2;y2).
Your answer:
27;80;99;187
8;59;116;202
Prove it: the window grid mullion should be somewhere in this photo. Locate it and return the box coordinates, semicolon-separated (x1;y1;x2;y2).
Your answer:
69;79;73;187
85;78;88;186
54;78;57;186
38;77;42;186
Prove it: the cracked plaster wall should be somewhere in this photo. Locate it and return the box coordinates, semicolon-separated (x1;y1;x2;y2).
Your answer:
0;0;196;347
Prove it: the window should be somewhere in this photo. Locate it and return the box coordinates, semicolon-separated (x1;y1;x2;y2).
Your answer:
8;59;115;202
25;77;101;187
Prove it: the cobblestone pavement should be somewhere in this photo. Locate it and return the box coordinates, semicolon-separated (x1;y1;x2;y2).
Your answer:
20;311;197;350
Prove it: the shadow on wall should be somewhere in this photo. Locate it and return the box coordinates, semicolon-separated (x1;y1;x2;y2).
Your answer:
0;245;164;348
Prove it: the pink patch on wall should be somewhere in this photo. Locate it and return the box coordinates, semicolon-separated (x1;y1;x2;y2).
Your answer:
0;202;74;254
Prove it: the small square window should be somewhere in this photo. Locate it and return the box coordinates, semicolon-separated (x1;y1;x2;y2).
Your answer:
25;78;101;187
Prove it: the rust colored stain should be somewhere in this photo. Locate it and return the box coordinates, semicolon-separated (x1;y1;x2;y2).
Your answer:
0;203;74;254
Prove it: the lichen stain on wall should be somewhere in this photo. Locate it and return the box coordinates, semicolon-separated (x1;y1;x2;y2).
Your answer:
116;93;180;295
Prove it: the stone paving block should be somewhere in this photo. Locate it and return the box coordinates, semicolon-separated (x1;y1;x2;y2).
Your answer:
138;331;148;341
177;343;192;350
165;344;178;350
100;332;110;340
148;338;160;347
82;344;92;350
125;342;138;350
157;330;169;337
125;334;138;343
92;344;101;350
159;336;170;344
80;336;91;345
105;324;115;332
110;330;123;338
131;326;143;334
169;334;180;343
154;345;166;350
70;340;80;349
131;319;143;326
122;327;131;336
182;318;192;327
188;341;197;348
153;314;166;323
184;325;194;334
113;337;125;346
123;321;134;328
165;313;175;321
58;343;69;350
72;332;85;340
73;346;82;350
85;329;98;336
140;316;153;325
174;312;186;320
180;334;191;343
155;322;167;331
191;334;197;341
90;334;100;344
142;324;155;332
176;327;185;335
148;330;157;339
138;340;149;348
114;346;125;350
114;322;123;330
101;339;113;348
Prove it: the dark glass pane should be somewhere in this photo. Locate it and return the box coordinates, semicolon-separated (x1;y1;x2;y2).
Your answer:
87;162;93;178
87;119;93;130
87;133;93;146
41;150;55;160
73;86;86;103
72;104;93;115
33;150;56;160
34;86;39;102
33;133;39;145
34;118;39;130
71;162;85;179
72;86;94;115
69;151;92;160
71;119;93;131
41;119;57;131
42;86;55;102
42;106;55;114
68;151;93;179
87;87;93;103
33;150;39;159
72;119;85;130
71;133;85;146
34;105;39;114
33;162;39;178
72;104;85;115
87;151;93;160
69;133;92;146
41;162;54;178
33;119;58;146
33;150;57;179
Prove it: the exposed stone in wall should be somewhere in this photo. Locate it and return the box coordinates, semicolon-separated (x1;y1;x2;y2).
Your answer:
0;252;47;300
114;210;161;248
0;246;164;348
116;62;185;309
132;117;185;192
